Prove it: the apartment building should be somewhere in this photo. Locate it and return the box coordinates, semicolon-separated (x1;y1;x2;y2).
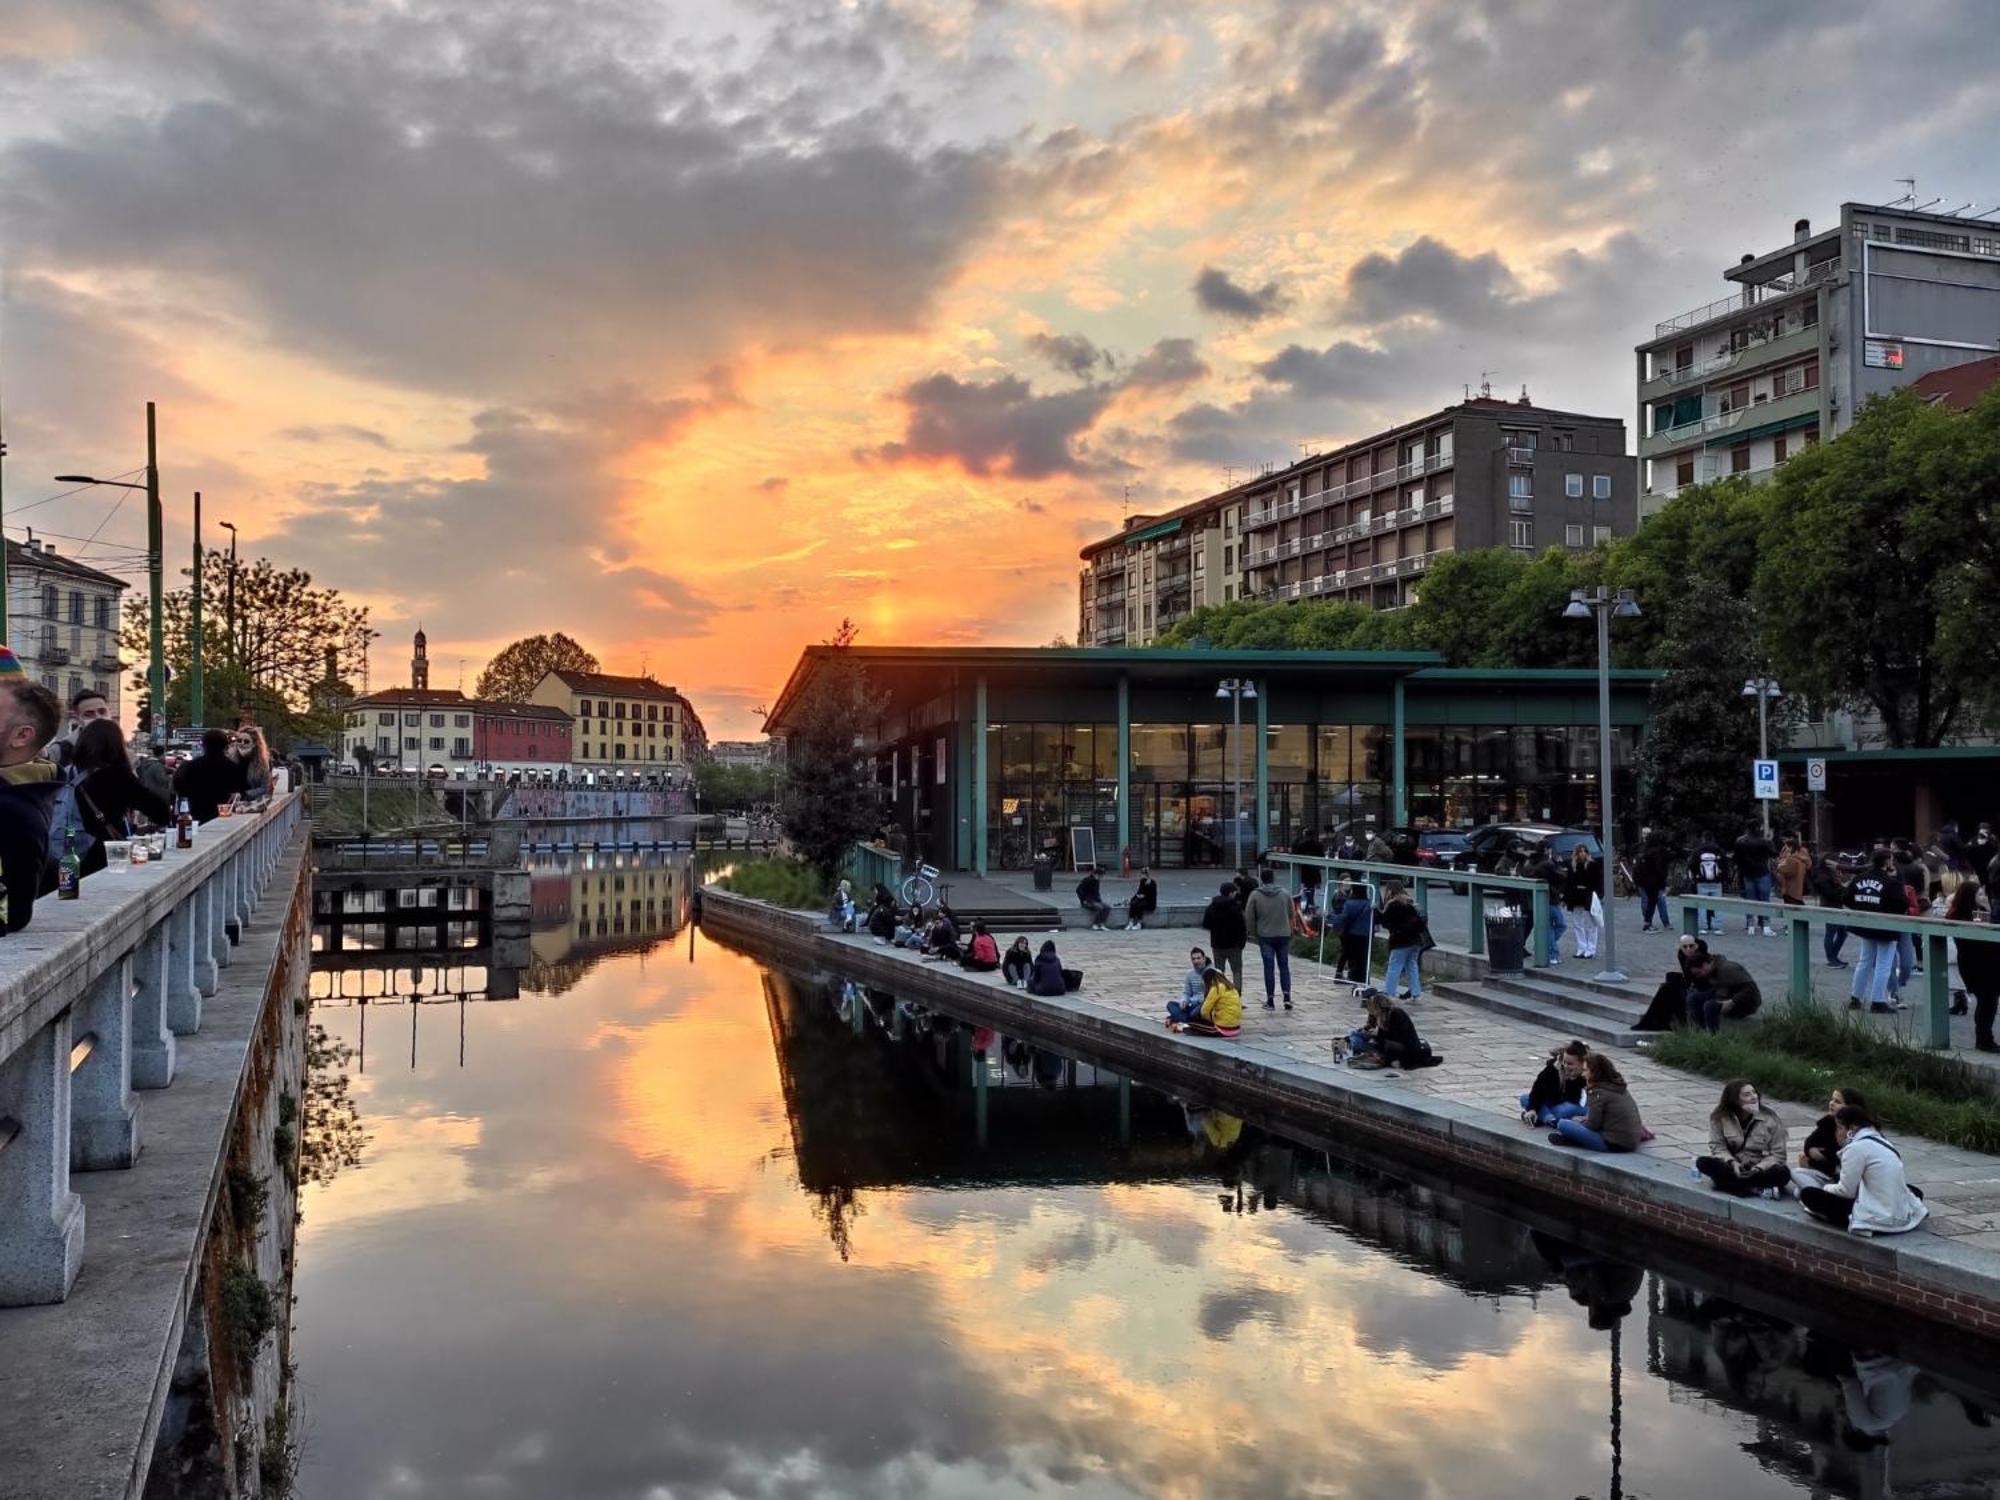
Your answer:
1237;395;1636;609
1636;203;2000;513
4;539;126;712
1077;484;1256;646
530;669;707;774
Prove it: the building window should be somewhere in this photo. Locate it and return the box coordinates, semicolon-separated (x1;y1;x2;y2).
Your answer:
1593;525;1613;546
1223;545;1233;570
1509;519;1534;550
1774;434;1788;464
648;704;659;721
94;597;111;630
615;702;626;719
1564;473;1583;498
1730;444;1752;474
615;743;626;760
1564;524;1584;548
453;737;470;756
1676;456;1696;488
454;714;470;728
429;713;445;727
404;713;419;727
404;737;419;751
1592;474;1612;501
69;590;83;625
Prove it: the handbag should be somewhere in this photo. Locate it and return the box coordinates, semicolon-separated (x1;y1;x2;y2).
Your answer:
1589;891;1604;923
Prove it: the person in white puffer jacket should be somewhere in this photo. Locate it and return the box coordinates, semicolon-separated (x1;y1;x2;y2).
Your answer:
1798;1107;1928;1237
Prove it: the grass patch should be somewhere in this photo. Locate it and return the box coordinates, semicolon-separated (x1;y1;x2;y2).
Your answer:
714;857;829;911
1652;998;2000;1152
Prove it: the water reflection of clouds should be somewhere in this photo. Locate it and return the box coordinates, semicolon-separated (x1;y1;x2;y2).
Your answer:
296;936;1880;1500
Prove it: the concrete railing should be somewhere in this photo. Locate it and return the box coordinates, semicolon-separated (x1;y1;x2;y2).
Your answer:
1266;853;1552;965
1672;893;2000;1050
0;792;302;1305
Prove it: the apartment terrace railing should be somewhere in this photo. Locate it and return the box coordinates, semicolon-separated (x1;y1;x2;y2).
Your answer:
0;793;303;1304
1245;454;1453;530
1654;258;1843;339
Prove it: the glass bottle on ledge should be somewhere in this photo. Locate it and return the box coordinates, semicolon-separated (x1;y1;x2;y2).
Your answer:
57;828;82;900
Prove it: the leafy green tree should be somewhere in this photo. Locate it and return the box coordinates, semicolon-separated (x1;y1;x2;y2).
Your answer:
475;633;599;702
697;759;778;811
1754;390;1997;745
777;621;886;878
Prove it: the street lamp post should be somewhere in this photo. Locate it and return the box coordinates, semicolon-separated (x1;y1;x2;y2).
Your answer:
1216;678;1257;869
218;520;238;672
1564;586;1641;984
190;491;204;730
1742;676;1782;836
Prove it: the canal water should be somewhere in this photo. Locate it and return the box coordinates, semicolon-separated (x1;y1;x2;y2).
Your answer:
294;850;2000;1499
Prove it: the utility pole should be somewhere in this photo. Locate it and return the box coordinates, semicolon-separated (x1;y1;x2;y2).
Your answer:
220;520;238;673
146;402;165;751
190;490;205;729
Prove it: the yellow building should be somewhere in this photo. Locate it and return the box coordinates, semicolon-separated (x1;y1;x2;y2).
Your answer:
529;669;706;778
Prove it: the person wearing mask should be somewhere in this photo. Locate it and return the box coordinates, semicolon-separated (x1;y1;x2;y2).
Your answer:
1548;1055;1644;1153
1948;882;2000;1052
1633;830;1671;934
1685;949;1762;1032
1692;832;1727;936
1809;852;1850;968
65;719;173;878
1025;940;1069;997
1968;822;1999;888
1343;990;1437;1070
1170;965;1242;1039
0;656;63;931
173;728;247;824
1733;823;1777;936
1123;868;1159;931
1365;829;1395;865
1377;882;1428;1000
959;920;1000;972
1333;882;1375;983
1564;844;1600;960
1794;1087;1869;1190
1200;882;1247;991
1243;867;1295;1011
1076;865;1111;931
1001;936;1035;988
1798;1107;1928;1236
1695;1080;1792;1198
1520;1040;1590;1127
1843;849;1907;1013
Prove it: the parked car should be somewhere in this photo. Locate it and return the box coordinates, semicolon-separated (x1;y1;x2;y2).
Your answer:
1463;823;1602;875
1381;826;1475;871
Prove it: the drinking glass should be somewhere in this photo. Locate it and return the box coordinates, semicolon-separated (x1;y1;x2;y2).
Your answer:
105;840;133;870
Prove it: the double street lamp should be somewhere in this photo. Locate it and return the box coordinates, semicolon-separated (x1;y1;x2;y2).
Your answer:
1743;676;1782;836
1563;586;1641;984
1216;678;1257;868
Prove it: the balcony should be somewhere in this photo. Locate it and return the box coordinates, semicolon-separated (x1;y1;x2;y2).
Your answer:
1652;258;1842;340
1505;445;1536;465
1639;323;1821;400
90;656;122;674
39;646;70;665
1638;384;1821;459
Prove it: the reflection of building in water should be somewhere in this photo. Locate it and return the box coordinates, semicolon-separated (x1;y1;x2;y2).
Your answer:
1649;1280;2000;1498
526;851;689;994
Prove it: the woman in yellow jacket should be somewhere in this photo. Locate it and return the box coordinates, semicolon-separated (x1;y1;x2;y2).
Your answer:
1171;966;1242;1038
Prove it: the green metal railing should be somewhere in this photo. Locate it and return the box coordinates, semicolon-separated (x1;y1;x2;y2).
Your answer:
1266;854;1552;969
845;842;902;897
1674;894;2000;1050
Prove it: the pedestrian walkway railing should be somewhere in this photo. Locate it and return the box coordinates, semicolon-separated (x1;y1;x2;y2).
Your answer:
845;842;904;898
1265;854;1553;969
0;793;302;1305
1671;893;2000;1049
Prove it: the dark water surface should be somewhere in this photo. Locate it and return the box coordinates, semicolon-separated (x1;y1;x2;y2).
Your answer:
293;856;2000;1499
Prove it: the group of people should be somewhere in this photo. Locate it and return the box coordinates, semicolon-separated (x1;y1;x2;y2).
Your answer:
853;882;1081;997
0;657;275;932
1075;865;1159;931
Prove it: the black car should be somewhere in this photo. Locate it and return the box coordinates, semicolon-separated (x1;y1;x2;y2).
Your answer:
1463;823;1603;875
1381;826;1475;872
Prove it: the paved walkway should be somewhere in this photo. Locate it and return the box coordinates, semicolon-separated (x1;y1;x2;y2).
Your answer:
829;924;2000;1253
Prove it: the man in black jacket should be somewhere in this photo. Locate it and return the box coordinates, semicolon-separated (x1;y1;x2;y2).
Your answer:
1201;882;1248;990
1075;866;1111;930
1733;824;1776;936
1842;849;1906;1013
0;666;63;931
174;728;247;824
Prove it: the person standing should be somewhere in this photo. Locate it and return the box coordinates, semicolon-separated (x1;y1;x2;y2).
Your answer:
1842;849;1907;1013
1200;882;1248;991
1808;851;1851;967
1776;836;1810;917
1244;866;1295;1011
1948;882;2000;1053
1734;823;1776;936
174;728;247;824
1377;882;1428;1000
1693;832;1727;936
46;686;116;778
0;655;63;931
1334;881;1375;983
1968;822;1999;887
1564;844;1599;961
1523;847;1566;966
1633;830;1671;934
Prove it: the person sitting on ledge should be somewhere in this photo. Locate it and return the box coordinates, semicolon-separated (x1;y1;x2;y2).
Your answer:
1634;935;1707;1031
1798;1106;1929;1236
1694;1079;1792;1198
960;920;1001;972
1170;965;1242;1038
893;905;926;948
1166;946;1212;1025
1547;1055;1644;1152
1520;1040;1590;1126
1076;865;1113;930
1343;991;1440;1070
827;879;857;932
1001;936;1035;988
921;908;961;963
1794;1087;1868;1191
1124;868;1159;931
1025;940;1069;997
866;889;899;943
1686;950;1762;1032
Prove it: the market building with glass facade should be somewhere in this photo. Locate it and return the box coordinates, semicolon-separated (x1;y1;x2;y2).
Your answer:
764;646;1656;875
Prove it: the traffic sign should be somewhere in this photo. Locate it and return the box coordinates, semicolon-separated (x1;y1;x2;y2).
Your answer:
1752;759;1780;800
1806;759;1828;792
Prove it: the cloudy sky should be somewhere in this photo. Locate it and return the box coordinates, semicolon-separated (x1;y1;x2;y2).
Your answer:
5;1;1999;734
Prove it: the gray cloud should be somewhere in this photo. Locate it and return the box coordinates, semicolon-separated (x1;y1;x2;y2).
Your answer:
756;476;789;493
1252;340;1392;400
279;423;393;449
876;371;1114;478
1123;336;1208;390
1193;264;1290;322
1027;331;1114;380
1343;237;1522;326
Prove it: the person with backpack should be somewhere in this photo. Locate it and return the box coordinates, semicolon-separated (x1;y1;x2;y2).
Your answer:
1692;833;1727;936
62;719;172;878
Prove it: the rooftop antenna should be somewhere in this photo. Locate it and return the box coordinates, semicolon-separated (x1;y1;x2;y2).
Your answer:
457;657;465;691
1519;383;1531;403
1944;202;1973;217
1915;197;1943;212
1975;206;2000;221
1223;465;1237;487
1478;371;1499;400
1122;482;1130;521
1892;177;1917;207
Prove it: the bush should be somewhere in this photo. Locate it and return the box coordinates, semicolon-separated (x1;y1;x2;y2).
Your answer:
715;858;829;912
218;1266;277;1380
1652;998;2000;1152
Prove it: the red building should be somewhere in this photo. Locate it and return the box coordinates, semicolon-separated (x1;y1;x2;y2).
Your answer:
474;701;573;773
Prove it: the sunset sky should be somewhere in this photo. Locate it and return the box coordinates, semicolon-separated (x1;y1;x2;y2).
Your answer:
6;1;1999;735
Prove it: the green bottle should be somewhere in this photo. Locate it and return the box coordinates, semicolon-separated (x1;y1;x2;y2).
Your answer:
57;827;82;900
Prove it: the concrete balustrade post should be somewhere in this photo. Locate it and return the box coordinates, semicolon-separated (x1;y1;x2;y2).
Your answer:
167;897;205;1026
191;880;222;995
210;864;234;970
130;921;177;1090
71;956;140;1170
0;1012;86;1305
231;852;252;935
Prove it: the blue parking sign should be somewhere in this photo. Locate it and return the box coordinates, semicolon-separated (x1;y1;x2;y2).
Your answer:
1752;758;1779;800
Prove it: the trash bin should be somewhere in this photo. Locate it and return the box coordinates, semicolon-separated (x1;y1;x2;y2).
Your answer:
1032;854;1055;892
1484;909;1526;973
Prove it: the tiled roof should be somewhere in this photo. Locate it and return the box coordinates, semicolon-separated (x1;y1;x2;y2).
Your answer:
5;540;127;590
349;688;470;707
550;670;683;699
1909;354;2000;413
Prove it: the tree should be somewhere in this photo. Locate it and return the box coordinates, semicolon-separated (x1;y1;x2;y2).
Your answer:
696;758;778;811
121;550;376;747
777;620;885;878
475;633;599;702
1636;578;1772;853
1755;390;1999;746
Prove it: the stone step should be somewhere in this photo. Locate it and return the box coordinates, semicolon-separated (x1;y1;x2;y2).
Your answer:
1431;979;1647;1049
1480;971;1651;1025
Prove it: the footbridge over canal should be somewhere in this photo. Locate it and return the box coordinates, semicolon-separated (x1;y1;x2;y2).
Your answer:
0;794;310;1500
